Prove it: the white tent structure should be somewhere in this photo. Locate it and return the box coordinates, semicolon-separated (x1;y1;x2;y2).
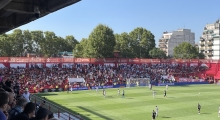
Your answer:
68;78;85;83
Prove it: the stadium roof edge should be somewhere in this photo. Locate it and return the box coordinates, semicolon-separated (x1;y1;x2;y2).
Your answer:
0;0;81;34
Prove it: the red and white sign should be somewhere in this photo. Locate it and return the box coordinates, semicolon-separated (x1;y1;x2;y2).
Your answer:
75;58;90;63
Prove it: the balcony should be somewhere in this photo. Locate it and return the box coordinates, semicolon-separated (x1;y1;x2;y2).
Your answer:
200;37;205;41
159;44;167;48
199;47;205;50
159;39;168;42
208;47;213;51
208;42;213;46
204;27;207;30
208;37;213;41
200;43;205;46
208;53;213;56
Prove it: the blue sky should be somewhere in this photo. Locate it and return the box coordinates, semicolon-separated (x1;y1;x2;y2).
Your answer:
8;0;220;46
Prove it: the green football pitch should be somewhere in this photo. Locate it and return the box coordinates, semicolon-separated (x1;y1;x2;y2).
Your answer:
36;84;220;120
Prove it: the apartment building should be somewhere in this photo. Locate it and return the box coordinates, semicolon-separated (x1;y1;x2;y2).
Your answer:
159;29;195;56
199;19;220;59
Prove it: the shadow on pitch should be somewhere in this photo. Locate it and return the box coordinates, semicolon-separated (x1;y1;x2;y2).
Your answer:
202;113;211;114
106;96;114;99
161;116;171;118
32;97;91;120
77;106;114;120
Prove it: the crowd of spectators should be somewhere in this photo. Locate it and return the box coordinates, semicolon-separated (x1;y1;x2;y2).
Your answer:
0;63;208;93
0;84;59;120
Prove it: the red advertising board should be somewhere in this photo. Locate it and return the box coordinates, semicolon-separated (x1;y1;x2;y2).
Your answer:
118;58;128;63
0;57;217;64
128;58;140;63
151;59;160;63
28;57;45;63
161;59;171;63
190;59;198;63
0;57;9;63
75;58;90;63
139;59;151;63
62;58;74;63
9;57;29;63
104;58;116;63
46;58;61;63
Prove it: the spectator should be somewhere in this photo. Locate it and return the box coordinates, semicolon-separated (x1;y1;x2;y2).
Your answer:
11;102;36;120
48;111;54;119
50;118;59;120
0;92;9;120
22;89;31;102
8;97;28;120
13;83;20;95
8;92;16;110
31;107;49;120
5;79;12;88
0;88;5;92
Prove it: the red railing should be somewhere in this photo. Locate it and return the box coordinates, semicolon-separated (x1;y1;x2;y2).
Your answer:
31;94;84;120
0;57;219;64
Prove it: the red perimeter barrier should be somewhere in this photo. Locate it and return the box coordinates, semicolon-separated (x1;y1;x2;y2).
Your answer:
0;57;218;64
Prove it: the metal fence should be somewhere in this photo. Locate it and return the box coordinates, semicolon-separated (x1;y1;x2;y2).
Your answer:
31;94;84;120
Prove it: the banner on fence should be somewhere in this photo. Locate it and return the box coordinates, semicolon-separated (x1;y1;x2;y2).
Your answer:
178;78;205;82
91;86;113;89
157;83;175;86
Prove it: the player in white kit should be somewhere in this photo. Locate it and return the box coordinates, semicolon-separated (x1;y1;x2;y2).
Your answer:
166;84;168;90
96;86;99;92
218;106;220;117
103;89;106;98
155;106;159;117
117;89;120;96
153;90;156;98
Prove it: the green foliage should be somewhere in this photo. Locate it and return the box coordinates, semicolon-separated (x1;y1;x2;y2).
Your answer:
129;27;155;58
74;38;88;57
173;42;202;59
149;47;166;58
0;25;156;58
0;29;78;57
114;32;132;58
86;24;116;58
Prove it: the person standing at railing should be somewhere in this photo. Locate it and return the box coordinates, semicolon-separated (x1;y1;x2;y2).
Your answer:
8;98;28;120
22;88;30;102
0;92;9;120
11;102;36;120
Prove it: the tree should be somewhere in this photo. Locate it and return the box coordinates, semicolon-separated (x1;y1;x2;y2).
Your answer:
10;29;24;56
114;32;132;58
23;30;34;55
197;47;205;59
173;42;199;59
31;30;45;56
65;35;79;51
74;38;88;57
129;27;155;58
86;24;116;58
0;34;15;56
149;48;166;58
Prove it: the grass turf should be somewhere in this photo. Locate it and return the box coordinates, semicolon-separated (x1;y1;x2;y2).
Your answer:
36;84;220;120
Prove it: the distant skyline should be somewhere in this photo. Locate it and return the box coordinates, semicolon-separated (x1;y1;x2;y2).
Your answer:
7;0;220;46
